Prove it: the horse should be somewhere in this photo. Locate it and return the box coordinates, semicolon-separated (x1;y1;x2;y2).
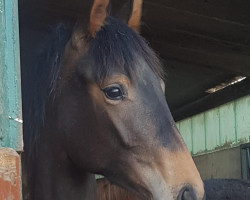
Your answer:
97;178;250;200
20;0;205;199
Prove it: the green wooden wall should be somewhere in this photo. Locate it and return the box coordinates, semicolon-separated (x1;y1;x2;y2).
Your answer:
176;95;250;156
0;0;23;151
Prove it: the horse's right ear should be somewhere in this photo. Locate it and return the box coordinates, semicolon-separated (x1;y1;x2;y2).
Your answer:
71;0;109;49
88;0;109;37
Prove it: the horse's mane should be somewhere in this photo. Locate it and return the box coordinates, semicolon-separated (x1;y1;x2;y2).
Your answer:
22;17;164;159
22;23;72;157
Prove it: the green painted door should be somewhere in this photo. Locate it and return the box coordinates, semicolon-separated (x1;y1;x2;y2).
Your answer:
0;0;22;150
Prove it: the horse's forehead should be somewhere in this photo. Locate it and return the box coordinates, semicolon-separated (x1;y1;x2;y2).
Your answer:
90;58;158;86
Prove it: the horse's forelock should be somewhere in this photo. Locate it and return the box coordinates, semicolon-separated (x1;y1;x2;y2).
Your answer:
87;16;164;82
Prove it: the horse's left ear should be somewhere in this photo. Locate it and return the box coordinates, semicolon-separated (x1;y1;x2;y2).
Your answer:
89;0;109;37
128;0;143;33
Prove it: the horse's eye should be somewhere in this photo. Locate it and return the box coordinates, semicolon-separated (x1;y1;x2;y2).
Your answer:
103;86;124;100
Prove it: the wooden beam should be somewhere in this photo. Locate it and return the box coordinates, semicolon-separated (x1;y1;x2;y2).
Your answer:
144;0;250;26
143;27;250;52
172;78;250;121
163;59;236;111
149;40;250;76
142;1;250;46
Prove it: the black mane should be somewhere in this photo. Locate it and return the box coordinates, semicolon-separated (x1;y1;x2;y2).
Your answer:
21;24;71;156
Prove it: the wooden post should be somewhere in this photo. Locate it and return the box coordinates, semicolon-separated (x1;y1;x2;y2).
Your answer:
0;148;21;200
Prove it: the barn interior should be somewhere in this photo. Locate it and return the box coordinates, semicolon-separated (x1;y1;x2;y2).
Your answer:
18;0;250;121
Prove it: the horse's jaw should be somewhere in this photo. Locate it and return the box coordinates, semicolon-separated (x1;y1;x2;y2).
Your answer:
103;148;205;200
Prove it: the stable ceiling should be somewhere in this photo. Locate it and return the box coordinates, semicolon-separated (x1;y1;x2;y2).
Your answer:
19;0;250;120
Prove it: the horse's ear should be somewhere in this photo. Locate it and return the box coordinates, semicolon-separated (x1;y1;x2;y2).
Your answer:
89;0;109;37
71;0;109;49
128;0;143;32
70;19;87;50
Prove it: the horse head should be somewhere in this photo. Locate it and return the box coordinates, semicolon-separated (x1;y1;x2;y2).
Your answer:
22;0;205;199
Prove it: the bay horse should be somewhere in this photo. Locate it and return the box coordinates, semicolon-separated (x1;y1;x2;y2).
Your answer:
97;178;250;200
20;0;205;199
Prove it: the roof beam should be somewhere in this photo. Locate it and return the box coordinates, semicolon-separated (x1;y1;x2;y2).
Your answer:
150;40;250;76
173;78;250;121
143;1;250;46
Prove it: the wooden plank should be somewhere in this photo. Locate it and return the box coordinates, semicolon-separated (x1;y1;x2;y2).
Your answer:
143;1;250;46
150;41;250;77
179;118;192;153
144;0;250;25
146;28;250;57
0;148;21;200
219;102;236;145
235;96;250;143
0;0;23;150
164;59;235;112
192;113;206;155
205;109;220;151
177;95;250;155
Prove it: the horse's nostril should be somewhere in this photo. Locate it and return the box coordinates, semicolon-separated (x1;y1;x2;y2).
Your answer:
178;186;197;200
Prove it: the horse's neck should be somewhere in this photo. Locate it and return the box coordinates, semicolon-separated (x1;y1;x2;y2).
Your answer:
23;123;97;200
34;166;97;200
